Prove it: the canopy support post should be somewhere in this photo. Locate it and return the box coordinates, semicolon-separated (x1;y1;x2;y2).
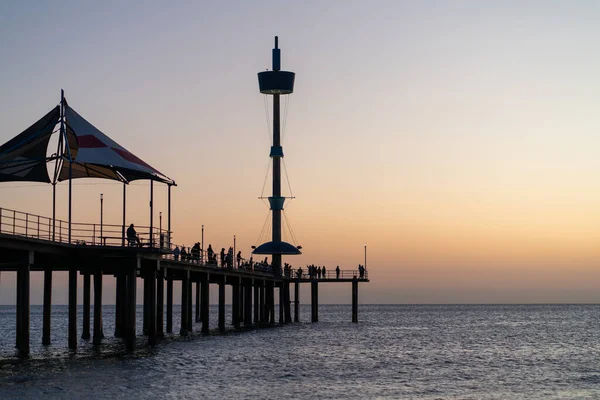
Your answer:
122;183;126;246
52;183;56;241
150;180;154;247
167;184;171;249
68;161;72;244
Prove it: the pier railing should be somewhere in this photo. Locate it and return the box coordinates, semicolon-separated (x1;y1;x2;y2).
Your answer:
289;269;368;280
0;207;171;248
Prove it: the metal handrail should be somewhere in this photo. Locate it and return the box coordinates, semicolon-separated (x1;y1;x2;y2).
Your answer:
0;206;171;248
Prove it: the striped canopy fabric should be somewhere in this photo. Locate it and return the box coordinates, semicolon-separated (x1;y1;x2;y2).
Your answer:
59;105;173;184
0;106;60;183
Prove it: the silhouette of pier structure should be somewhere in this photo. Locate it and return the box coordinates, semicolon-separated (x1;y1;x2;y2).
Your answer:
0;37;369;357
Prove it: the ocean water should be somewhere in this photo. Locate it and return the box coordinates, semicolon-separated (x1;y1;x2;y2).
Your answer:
0;304;599;399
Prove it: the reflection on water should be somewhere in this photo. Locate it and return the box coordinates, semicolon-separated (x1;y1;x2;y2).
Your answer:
1;305;599;399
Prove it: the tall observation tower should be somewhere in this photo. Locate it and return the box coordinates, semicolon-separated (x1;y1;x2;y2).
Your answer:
253;36;301;274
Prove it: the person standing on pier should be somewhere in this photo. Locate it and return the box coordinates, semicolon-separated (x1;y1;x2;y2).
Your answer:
181;246;187;261
220;248;226;268
207;244;214;264
336;266;340;279
173;245;180;261
322;266;326;279
236;251;242;268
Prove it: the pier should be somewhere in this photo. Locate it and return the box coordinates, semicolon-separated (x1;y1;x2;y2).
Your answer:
0;36;370;357
0;210;368;356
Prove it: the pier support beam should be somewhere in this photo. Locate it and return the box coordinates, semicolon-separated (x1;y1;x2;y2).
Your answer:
195;280;201;323
352;277;358;323
218;280;225;332
68;264;77;349
143;273;149;335
16;254;32;356
244;280;252;327
201;273;210;335
311;280;318;323
253;281;259;324
279;285;284;325
148;268;157;346
125;264;137;350
180;271;189;336
82;272;91;340
187;277;193;333
240;284;245;323
232;277;240;330
269;283;275;324
166;273;173;334
93;268;104;345
114;273;123;337
157;264;164;338
42;267;52;345
259;282;266;324
284;282;292;324
294;281;299;322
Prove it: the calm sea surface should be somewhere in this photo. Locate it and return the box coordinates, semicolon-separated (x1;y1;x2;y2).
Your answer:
0;304;599;399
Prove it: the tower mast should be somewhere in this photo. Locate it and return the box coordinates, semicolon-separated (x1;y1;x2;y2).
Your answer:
253;36;301;274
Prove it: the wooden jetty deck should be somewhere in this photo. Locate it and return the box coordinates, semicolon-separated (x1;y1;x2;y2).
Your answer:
0;206;369;356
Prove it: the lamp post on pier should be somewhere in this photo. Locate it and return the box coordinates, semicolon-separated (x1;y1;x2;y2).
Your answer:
364;243;367;271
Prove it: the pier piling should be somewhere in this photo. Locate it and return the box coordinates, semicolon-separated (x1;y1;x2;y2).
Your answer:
157;265;164;338
253;281;259;324
187;277;193;333
16;256;31;356
294;281;299;322
125;265;137;350
311;280;318;323
166;273;173;334
93;268;104;344
195;280;200;323
352;277;358;323
218;279;225;332
148;268;157;346
114;274;122;337
279;285;284;324
244;280;252;327
180;272;189;336
201;273;210;335
232;277;240;330
82;272;91;340
68;264;77;349
42;267;52;345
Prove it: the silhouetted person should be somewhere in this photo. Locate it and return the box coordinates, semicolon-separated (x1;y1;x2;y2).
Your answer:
173;245;180;261
237;251;242;268
181;247;188;261
336;265;340;279
297;267;303;278
317;266;322;279
227;247;233;268
207;244;214;264
220;248;226;267
322;266;326;278
191;242;200;262
127;223;140;246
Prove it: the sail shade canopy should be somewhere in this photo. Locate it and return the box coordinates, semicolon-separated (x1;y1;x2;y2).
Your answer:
0;106;60;183
58;105;174;184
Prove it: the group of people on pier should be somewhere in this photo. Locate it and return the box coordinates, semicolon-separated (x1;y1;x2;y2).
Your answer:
170;243;367;279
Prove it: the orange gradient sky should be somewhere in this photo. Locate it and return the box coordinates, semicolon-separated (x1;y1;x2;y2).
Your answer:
0;1;599;304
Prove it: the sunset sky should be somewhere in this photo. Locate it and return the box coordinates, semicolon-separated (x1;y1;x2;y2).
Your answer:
0;1;599;304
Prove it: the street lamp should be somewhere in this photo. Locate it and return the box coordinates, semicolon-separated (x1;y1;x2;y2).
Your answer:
364;243;367;270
